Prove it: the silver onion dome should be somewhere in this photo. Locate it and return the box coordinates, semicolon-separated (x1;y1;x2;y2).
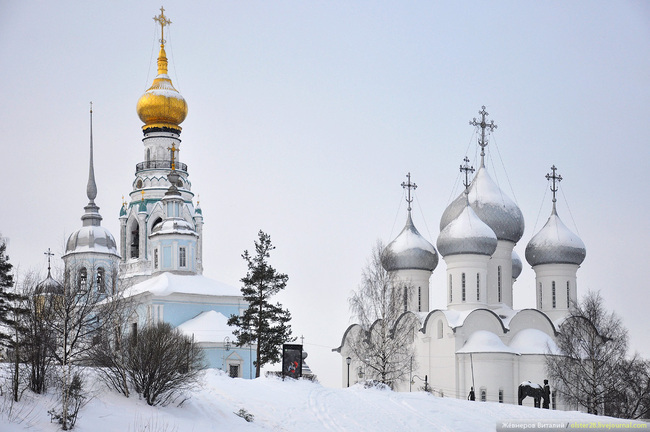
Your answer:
436;202;497;257
382;213;438;272
512;249;523;279
440;166;525;244
65;225;119;256
35;272;63;296
525;208;586;267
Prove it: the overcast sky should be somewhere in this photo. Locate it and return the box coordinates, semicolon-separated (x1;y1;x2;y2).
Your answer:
2;1;649;388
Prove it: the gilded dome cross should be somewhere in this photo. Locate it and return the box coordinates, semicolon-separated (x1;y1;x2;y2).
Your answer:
168;143;179;171
153;6;172;45
401;172;417;212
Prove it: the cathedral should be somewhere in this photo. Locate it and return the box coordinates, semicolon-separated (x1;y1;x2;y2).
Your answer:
336;106;586;408
46;9;256;378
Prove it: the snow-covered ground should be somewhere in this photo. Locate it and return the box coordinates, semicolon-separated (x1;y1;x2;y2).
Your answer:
0;369;645;431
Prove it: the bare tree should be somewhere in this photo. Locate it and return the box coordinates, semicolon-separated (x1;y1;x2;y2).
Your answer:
546;291;644;417
125;322;205;406
348;241;418;388
605;357;650;419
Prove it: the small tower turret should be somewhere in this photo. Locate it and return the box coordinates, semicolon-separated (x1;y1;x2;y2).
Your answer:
381;173;438;313
526;166;586;322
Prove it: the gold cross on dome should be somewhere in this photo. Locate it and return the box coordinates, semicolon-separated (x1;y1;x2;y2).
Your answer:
153;6;172;45
168;143;179;171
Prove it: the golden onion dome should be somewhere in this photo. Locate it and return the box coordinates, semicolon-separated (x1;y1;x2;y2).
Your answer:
136;43;188;131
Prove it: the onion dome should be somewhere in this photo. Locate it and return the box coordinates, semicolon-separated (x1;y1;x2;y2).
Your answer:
525;207;586;267
512;250;522;279
440;165;525;243
382;213;438;272
136;13;187;132
36;272;63;296
437;200;497;257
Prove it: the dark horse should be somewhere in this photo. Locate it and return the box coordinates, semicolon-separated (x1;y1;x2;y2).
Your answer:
518;381;545;407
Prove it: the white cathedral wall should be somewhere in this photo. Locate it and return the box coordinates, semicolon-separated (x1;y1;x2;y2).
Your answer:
486;240;515;308
393;269;431;312
443;254;490;311
417;315;458;397
457;352;515;404
533;263;579;323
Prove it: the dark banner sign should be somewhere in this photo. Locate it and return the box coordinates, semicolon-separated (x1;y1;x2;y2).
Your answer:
282;344;303;379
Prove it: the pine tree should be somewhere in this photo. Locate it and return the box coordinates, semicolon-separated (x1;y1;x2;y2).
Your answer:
228;231;293;377
0;237;30;401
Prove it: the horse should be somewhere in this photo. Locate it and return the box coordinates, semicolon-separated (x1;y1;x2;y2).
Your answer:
518;381;545;407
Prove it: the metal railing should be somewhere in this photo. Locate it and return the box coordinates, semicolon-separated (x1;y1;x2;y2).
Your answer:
135;160;188;172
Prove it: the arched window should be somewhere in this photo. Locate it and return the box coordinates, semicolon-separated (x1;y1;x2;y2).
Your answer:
179;247;187;268
461;273;466;302
476;273;480;301
480;388;487;402
497;266;502;302
130;219;140;258
552;281;556;308
448;274;453;303
96;267;105;292
437;321;443;339
79;268;87;292
539;282;543;308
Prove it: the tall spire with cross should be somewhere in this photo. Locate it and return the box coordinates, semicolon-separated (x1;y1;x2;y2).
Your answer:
81;102;103;227
44;248;54;275
545;165;563;213
153;7;172;76
401;172;417;213
460;156;475;193
469;106;497;167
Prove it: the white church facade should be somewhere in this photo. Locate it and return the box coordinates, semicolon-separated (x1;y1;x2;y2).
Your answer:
336;107;586;408
50;9;256;379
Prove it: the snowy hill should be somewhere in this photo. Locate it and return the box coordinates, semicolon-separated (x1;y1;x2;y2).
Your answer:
1;369;645;431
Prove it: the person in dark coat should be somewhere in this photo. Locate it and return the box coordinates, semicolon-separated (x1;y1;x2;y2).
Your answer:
468;387;475;401
542;379;550;409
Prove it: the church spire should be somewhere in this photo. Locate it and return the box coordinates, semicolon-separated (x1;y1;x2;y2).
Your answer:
153;7;172;76
545;165;563;214
81;102;103;227
469;106;497;167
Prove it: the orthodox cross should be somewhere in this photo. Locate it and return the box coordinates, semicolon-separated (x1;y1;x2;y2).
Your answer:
469;106;497;159
460;156;475;192
300;335;305;346
168;143;179;171
401;172;417;212
153;6;172;45
545;165;562;204
44;248;54;272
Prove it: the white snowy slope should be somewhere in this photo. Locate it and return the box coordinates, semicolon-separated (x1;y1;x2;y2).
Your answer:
0;369;645;432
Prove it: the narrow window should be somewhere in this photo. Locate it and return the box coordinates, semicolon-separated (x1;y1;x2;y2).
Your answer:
539;282;543;308
461;273;466;302
403;287;408;312
437;320;443;339
131;322;138;344
418;287;421;312
476;273;480;301
130;220;140;258
480;388;487;402
552;281;556;308
146;148;151;163
96;267;105;292
497;266;502;302
179;247;187;267
448;274;453;303
567;281;570;308
499;389;504;403
154;248;159;269
79;268;87;292
552;390;556;410
229;364;239;378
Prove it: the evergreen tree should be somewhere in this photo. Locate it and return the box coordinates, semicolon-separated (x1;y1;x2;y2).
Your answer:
228;231;293;377
0;237;30;401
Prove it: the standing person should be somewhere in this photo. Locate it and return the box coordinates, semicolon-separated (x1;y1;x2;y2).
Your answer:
542;380;551;409
468;387;475;401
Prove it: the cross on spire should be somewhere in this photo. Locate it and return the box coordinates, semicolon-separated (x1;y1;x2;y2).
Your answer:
460;156;475;192
469;106;497;164
44;248;54;273
153;6;172;46
545;165;562;208
401;172;417;212
168;143;179;171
